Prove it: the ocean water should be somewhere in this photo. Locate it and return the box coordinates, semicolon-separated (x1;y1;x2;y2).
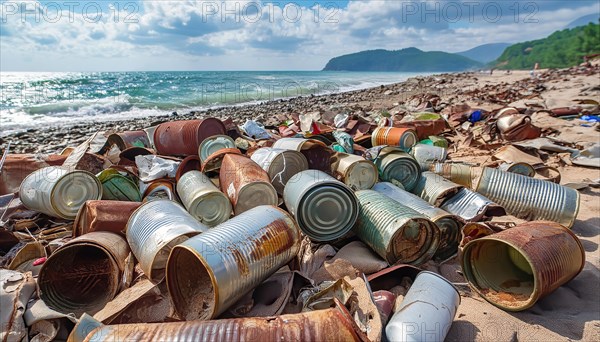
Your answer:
0;71;428;136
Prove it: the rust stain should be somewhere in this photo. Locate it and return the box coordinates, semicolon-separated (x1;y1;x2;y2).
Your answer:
231;248;249;276
249;219;295;260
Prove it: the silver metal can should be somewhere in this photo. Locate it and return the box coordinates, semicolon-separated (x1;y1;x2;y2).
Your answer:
250;147;308;195
177;171;231;227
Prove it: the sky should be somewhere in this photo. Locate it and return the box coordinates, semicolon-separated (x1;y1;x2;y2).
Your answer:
0;0;598;71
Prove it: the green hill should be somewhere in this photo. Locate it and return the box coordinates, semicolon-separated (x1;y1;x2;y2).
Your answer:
495;23;600;70
322;48;482;72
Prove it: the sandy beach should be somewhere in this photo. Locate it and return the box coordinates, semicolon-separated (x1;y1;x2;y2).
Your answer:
2;66;599;341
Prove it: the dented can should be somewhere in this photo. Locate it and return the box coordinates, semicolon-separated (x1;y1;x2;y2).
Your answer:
373;182;462;260
429;162;474;188
441;188;507;222
250;147;309;195
331;152;378;190
411;144;448;171
69;307;361;342
476;167;580;228
412;171;464;207
219;154;278;215
353;190;440;265
462;221;585;311
386;271;460;342
283;170;359;242
374;147;421;192
177;171;231;227
153;119;226;156
272;138;333;172
126;200;208;282
38;232;129;316
198;135;236;162
371;127;418;151
166;205;301;320
19;166;102;220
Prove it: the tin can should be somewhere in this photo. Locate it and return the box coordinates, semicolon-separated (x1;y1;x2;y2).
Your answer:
175;155;202;182
19;166;102;220
412;171;463;206
283;170;359;242
198;135;236;162
38;232;129;316
373;182;462;260
462;221;585;311
371;127;418;151
73;200;141;237
166;205;301;320
219;153;278;215
177;171;231;227
153;119;226;156
126;200;208;282
97;168;141;202
142;179;177;202
331;152;378;190
386;271;460;342
441;188;507;222
498;162;536;177
374;147;421;192
272;138;333;173
429;162;474;188
106;131;150;150
476;167;580;228
353;190;440;265
250;147;308;195
411;144;448;171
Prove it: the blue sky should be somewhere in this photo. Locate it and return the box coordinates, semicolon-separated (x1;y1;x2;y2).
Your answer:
0;0;598;71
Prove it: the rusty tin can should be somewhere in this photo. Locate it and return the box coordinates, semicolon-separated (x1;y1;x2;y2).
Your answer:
373;182;462;260
19;166;103;220
38;232;130;316
331;152;378;190
353;190;440;265
219;153;278;215
175;155;202;182
106;131;150;150
166;205;301;320
371;127;418;151
283;170;359;242
476;167;580;228
462;221;585;311
250;147;309;195
412;171;464;206
272;138;333;173
126;200;209;282
177;171;231;227
153;119;226;156
73;200;141;237
374;147;421;192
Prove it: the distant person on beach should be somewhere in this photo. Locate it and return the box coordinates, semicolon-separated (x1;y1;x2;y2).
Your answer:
530;63;539;78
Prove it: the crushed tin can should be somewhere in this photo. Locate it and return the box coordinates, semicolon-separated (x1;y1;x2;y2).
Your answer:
250;147;308;195
441;188;507;222
412;171;464;207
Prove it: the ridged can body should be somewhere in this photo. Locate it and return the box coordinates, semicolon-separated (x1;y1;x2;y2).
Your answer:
371;127;418;151
72;308;360;342
498;162;536;177
441;188;506;222
411;144;448;171
153;119;226;156
462;221;585;311
386;271;460;342
220;154;278;215
198;135;236;162
373;182;461;260
166;205;301;320
107;131;150;150
353;190;440;265
429;162;473;188
38;232;129;316
283;170;359;242
476;167;580;227
375;148;421;191
126;200;208;282
332;152;378;190
272;138;332;172
250;147;308;195
19;166;102;219
177;171;231;227
412;171;464;206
